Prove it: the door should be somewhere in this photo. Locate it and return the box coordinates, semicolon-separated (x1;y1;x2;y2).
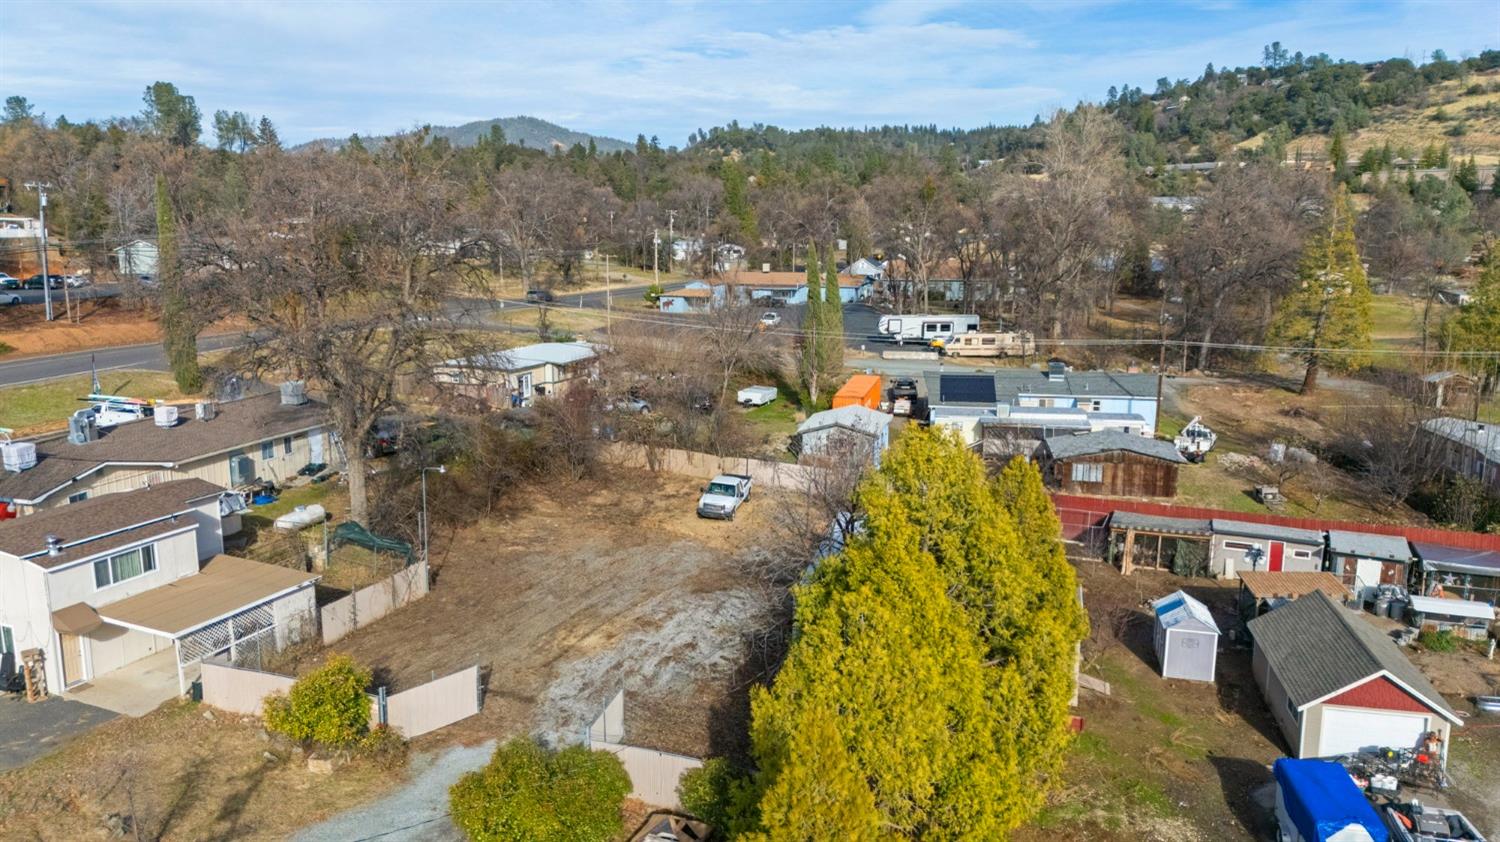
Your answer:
58;633;87;687
1316;707;1429;757
1355;558;1383;594
309;431;324;465
517;372;533;399
1269;541;1285;573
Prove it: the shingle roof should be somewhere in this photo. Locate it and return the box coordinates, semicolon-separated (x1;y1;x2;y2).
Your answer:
1326;530;1412;563
1108;511;1212;535
1042;431;1186;463
1210;519;1323;545
1246;591;1458;721
0;478;223;567
0;393;328;505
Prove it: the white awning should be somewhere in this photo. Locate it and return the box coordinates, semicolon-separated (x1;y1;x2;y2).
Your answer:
1408;595;1496;622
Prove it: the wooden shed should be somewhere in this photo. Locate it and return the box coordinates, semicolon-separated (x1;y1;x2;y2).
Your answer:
1037;431;1187;498
1108;511;1213;575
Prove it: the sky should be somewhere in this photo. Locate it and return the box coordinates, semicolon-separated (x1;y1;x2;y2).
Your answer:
2;0;1497;146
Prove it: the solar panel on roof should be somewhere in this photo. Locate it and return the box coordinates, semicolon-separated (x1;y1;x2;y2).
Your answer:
939;374;995;404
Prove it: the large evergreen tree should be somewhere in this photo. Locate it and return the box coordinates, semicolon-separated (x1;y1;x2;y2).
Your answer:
799;243;827;406
822;253;845;374
1269;186;1373;393
1446;252;1500;407
156;173;202;393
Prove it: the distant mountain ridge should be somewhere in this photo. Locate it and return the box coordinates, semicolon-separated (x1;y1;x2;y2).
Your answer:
296;115;631;153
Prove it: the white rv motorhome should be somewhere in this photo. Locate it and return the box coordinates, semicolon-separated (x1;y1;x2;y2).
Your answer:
876;314;980;345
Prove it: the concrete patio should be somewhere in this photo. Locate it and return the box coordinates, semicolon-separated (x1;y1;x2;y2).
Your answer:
63;649;182;717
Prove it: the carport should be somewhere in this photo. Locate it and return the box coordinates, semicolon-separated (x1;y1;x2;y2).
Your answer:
94;555;318;695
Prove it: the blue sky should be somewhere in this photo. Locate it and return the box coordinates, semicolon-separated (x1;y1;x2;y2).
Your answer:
2;0;1496;145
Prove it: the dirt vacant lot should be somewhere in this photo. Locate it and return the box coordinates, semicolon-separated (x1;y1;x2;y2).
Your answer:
288;469;782;759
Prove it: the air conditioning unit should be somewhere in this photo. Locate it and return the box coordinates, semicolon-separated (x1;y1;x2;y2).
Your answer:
280;380;308;406
154;405;180;428
195;401;217;421
68;410;99;444
1;441;37;472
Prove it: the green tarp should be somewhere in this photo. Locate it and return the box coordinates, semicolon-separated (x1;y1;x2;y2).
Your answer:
330;522;415;566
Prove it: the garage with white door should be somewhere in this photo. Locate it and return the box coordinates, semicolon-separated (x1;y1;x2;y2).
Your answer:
1247;591;1461;766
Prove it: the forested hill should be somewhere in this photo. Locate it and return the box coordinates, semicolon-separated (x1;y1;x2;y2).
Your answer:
1100;45;1500;166
297;115;630;153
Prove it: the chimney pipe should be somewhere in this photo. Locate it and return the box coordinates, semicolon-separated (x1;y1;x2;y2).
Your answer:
45;534;61;556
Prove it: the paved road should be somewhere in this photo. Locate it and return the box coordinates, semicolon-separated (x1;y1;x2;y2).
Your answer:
2;283;122;306
0;333;245;387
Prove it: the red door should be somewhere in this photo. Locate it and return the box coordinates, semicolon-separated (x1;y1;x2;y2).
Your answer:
1269;541;1285;572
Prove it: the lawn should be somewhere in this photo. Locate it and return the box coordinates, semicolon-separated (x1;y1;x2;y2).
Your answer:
485;305;611;338
0;369;196;434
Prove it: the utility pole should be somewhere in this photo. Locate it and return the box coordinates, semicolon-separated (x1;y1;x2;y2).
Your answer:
666;209;677;273
24;182;53;321
605;250;611;334
652;229;660;286
1155;312;1168;437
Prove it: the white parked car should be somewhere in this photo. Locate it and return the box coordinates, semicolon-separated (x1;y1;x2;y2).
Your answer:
759;312;781;328
697;473;753;520
2;292;19;306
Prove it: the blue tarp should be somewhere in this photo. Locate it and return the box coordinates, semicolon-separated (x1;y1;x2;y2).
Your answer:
1274;759;1388;842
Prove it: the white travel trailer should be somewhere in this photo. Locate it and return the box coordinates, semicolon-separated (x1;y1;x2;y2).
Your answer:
876;313;981;345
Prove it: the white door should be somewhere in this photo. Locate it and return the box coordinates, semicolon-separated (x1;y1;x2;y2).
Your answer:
309;431;324;464
1354;558;1383;600
1316;706;1429;757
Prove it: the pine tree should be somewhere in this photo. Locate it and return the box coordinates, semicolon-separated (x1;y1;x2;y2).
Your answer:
156;174;202;393
1454;155;1480;193
1328;123;1349;184
1447;252;1500;400
822;254;845;374
799;243;826;406
1269;186;1373;393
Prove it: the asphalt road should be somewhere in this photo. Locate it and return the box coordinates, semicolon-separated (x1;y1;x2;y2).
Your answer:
2;283;122;306
0;333;245;387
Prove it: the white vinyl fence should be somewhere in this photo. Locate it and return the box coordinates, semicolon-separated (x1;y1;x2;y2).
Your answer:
200;658;482;738
586;690;702;809
320;561;430;645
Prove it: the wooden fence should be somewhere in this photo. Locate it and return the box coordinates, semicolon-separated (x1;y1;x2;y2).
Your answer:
200;659;481;739
320;560;430;645
605;442;819;491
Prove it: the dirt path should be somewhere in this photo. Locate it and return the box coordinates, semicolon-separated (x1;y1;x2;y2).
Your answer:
292;471;780;758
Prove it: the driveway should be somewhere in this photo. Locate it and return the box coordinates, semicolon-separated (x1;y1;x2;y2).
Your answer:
0;693;116;771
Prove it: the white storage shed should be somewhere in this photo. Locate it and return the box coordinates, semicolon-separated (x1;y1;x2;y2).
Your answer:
1151;589;1220;682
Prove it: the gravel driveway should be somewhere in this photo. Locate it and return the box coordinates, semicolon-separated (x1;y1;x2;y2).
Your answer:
292;740;494;842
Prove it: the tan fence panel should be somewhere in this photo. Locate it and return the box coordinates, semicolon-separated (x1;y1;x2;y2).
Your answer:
200;659;295;716
321;561;430;645
605;443;818;492
590;741;702;809
385;665;481;738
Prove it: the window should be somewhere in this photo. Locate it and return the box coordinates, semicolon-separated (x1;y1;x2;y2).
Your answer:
1292;550;1312;560
1086;400;1103;412
0;624;12;656
1285;694;1298;720
1224;541;1257;552
67;491;89;504
261;441;275;460
93;545;157;589
283;436;293;455
1070;463;1104;483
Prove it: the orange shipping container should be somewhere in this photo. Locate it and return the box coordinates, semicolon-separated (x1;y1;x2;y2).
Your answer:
832;374;883;410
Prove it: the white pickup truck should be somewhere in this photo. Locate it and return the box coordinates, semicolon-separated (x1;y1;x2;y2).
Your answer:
697;473;753;520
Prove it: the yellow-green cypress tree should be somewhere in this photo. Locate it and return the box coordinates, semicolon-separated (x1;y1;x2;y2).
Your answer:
743;706;885;842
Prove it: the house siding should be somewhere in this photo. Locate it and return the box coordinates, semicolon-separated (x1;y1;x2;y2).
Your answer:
1254;645;1303;755
1048;451;1179;497
1211;535;1323;579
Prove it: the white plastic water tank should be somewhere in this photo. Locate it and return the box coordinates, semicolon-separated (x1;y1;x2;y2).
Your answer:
274;504;327;531
154;405;180;427
1;441;37;472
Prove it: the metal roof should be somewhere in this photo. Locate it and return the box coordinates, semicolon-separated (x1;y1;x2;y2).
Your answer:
1411;542;1500;577
1246;591;1458;721
1210;518;1323;545
797;406;893;437
1151;589;1220;634
925;368;1160;407
1407;595;1495;622
1326;530;1412;563
1108;510;1212;535
1042;431;1186;463
444;341;597;371
1421;417;1500;462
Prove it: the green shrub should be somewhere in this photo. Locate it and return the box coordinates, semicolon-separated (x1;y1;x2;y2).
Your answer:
449;739;630;842
360;724;409;769
678;757;757;835
264;654;373;750
1417;629;1457;653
